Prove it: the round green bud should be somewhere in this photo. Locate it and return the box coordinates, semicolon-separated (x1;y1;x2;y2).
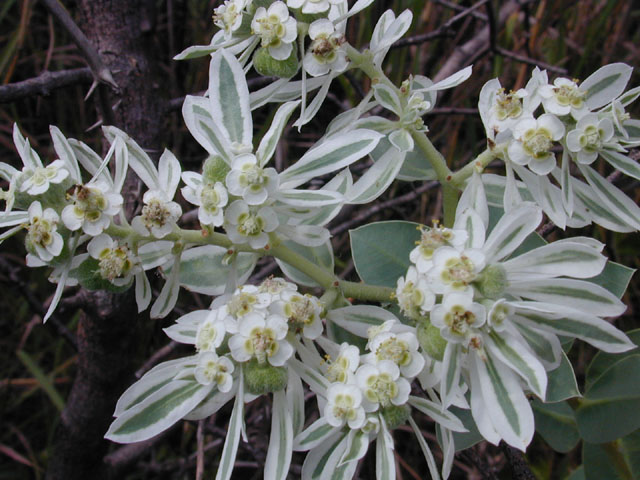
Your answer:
253;45;299;79
381;404;411;430
243;359;288;395
417;317;447;361
203;155;230;185
475;264;507;299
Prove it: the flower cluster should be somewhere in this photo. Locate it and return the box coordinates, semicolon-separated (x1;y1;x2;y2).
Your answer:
396;175;634;449
479;64;640;231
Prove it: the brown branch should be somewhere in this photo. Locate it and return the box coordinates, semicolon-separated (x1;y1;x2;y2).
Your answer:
494;46;568;74
501;444;536;480
40;0;118;91
0;68;92;104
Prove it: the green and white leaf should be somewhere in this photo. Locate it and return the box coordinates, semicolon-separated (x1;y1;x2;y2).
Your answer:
293;417;336;451
375;420;396;480
50;126;81;183
581;63;632;110
215;370;245;480
408;395;466;432
264;390;293;480
256;101;300;167
347;143;405;204
182;95;232;161
409;417;441;480
600;149;640;182
327;305;399;338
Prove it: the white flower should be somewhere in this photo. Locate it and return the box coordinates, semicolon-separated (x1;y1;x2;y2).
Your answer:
396;266;435;318
26;201;63;262
409;223;468;273
486;299;514;332
303;19;348;77
224;284;272;324
224;200;279;249
431;292;486;344
507;114;565;175
428;246;486;295
257;276;298;300
325;343;360;383
365;325;425;379
228;312;294;366
269;290;324;339
287;0;341;14
20;160;69;196
213;0;247;39
251;2;297;61
87;234;140;286
539;77;588;118
225;154;279;205
195;311;228;352
566;113;616;165
61;180;123;235
324;383;366;429
194;351;235;392
181;173;228;227
355;360;411;412
132;190;182;238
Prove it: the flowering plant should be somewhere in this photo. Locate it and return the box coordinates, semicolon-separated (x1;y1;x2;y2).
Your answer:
2;1;639;479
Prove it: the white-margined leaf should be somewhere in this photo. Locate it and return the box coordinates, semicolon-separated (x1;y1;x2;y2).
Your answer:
68;138;111;185
327;305;400;338
600;149;640;181
294;74;335;129
162;310;209;344
560;151;573;216
275;238;333;286
215;369;244;480
150;253;182;319
503;241;607;280
457;172;489;227
288;358;330;396
513;321;563;370
512;164;567;229
257;101;300;167
416;66;472;92
209;49;252;146
138;241;174;270
135;271;151;313
347;143;405;204
158;149;181;198
280;130;383;188
265;390;293;480
408;396;466;432
578;161;640;230
454;208;485;250
388;128;413;153
50;126;81;183
292;169;352;227
508;278;626;317
408;417;441;480
440;342;462;409
469;361;501;445
373;84;402;116
0;211;28;227
287;371;305;436
513;302;635;353
485;330;547;399
173;33;254;60
276;189;343;207
0;161;18;181
483;204;541;263
375;420;396;480
339;429;369;466
114;356;198;416
103;126;160;190
106;379;211;443
300;430;347;480
470;351;534;451
182;96;232;161
12;124;42;169
371;10;413;55
293;417;335;451
571;176;635;232
113;137;129;194
581;63;632;110
184;382;237;420
251;77;327;108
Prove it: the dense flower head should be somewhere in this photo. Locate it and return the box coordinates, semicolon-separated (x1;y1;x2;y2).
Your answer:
26;201;63;262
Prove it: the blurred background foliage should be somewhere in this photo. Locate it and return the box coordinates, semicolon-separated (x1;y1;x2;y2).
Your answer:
0;0;639;479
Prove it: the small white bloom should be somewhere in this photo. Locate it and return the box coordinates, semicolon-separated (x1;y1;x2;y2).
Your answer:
507;114;565;175
224;284;272;323
325;343;360;383
303;19;348;77
431;292;486;344
195;311;227;352
61;181;123;235
429;246;486;295
486;299;514;332
324;383;366;429
213;0;247;39
409;223;468;273
87;234;140;286
270;290;324;339
26;201;63;262
566;113;616;165
228;312;294;366
182;173;228;227
257;276;298;299
251;2;297;61
287;0;341;14
224;200;279;249
225;154;279;205
20;160;69;196
366;326;425;379
396;266;435;318
132;190;182;238
539;77;588;118
355;360;411;412
194;351;235;392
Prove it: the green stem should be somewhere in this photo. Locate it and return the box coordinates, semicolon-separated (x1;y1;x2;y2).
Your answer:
450;147;498;188
410;129;453;184
602;441;634;480
442;183;459;228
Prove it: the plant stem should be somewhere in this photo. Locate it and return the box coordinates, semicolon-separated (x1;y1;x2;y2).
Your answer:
410;129;453;184
442;183;459;228
450;146;499;188
601;441;634;480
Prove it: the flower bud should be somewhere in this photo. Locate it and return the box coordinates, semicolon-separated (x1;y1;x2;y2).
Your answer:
243;359;288;395
253;45;299;79
475;264;507;299
203;155;231;185
416;316;447;361
381;404;411;430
